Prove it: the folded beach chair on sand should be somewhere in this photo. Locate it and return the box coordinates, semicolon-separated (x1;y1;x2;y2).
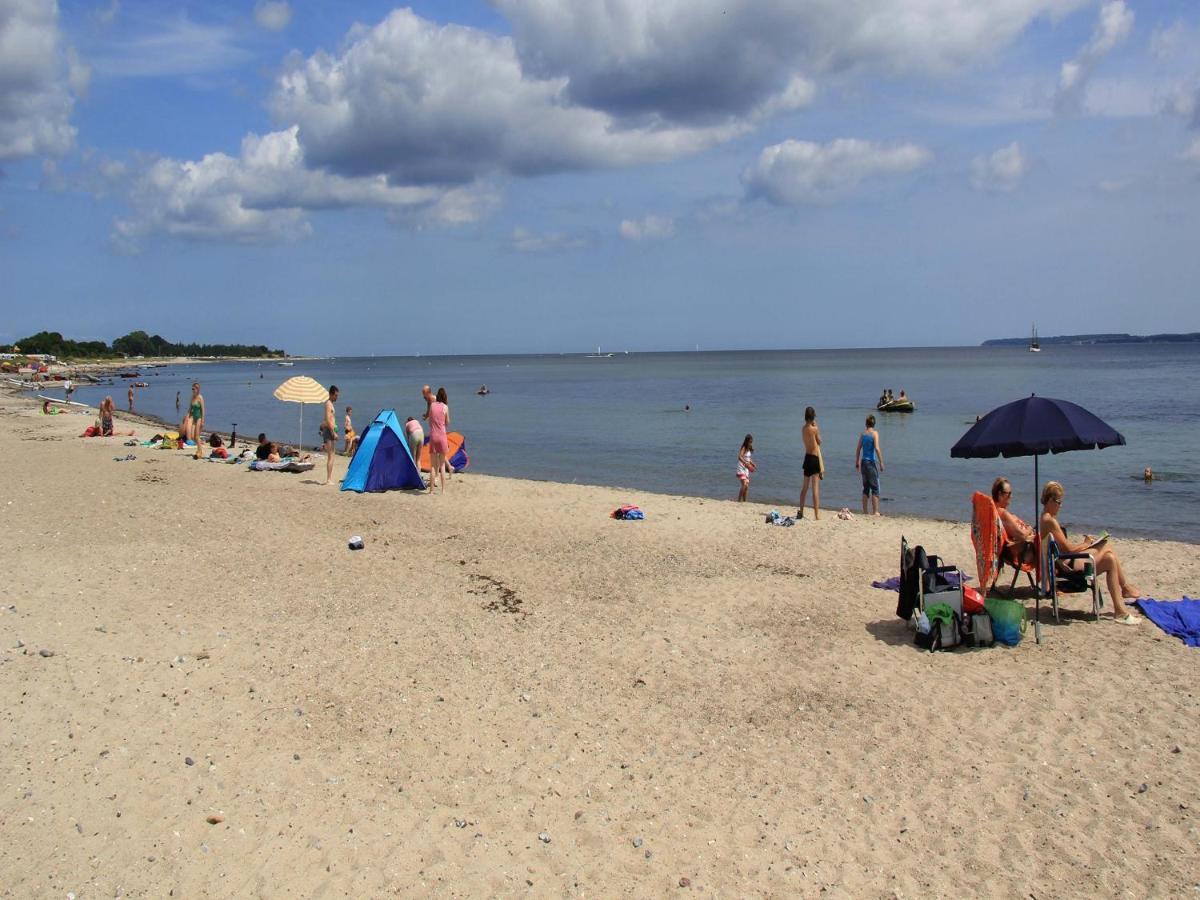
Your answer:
970;492;1037;597
897;536;965;622
1038;534;1103;624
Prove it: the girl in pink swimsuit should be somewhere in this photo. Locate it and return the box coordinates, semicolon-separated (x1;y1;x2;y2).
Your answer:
427;387;450;493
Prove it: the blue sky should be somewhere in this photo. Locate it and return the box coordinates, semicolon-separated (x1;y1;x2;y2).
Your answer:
1;0;1198;355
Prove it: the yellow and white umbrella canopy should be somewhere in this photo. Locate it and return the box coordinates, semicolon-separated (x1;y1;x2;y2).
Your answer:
273;376;328;450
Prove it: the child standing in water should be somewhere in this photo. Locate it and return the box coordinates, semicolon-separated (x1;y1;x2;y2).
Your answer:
736;434;755;502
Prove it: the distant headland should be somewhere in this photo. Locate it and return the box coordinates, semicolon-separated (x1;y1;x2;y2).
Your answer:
982;332;1200;347
4;330;287;360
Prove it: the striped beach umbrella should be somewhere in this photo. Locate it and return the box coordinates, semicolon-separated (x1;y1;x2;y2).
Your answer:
273;376;328;451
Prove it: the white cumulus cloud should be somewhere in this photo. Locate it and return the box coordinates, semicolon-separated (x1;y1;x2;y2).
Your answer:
497;0;1091;122
1053;0;1134;115
254;1;291;32
0;0;81;161
619;215;676;240
970;142;1027;192
269;8;747;186
113;127;498;244
742;138;930;205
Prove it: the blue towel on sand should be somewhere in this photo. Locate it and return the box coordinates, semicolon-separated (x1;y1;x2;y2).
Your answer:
1134;597;1200;647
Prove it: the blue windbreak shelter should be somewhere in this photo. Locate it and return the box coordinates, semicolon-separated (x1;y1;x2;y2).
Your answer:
341;409;424;492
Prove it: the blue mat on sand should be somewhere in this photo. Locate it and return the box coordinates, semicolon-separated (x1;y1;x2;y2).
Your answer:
1134;597;1200;647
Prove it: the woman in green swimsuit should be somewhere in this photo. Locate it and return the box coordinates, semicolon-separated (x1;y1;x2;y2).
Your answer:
189;382;206;459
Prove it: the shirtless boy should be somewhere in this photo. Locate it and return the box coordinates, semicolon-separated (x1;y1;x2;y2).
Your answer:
798;406;821;520
321;385;339;485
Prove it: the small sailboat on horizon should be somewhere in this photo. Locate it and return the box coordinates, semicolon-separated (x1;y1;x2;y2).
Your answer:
1028;323;1041;353
586;345;614;358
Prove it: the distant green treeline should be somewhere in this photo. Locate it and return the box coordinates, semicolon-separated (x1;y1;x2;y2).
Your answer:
9;331;286;359
982;332;1200;347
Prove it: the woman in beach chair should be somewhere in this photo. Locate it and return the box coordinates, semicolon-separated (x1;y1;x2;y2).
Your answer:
1039;481;1141;625
994;478;1038;589
970;482;1035;595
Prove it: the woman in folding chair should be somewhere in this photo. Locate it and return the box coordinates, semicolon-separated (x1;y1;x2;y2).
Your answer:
1039;481;1142;625
994;478;1038;572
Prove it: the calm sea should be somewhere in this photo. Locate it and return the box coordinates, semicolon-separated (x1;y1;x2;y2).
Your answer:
61;345;1198;542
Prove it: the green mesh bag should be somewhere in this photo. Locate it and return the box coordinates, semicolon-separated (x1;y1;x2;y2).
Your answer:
984;597;1027;646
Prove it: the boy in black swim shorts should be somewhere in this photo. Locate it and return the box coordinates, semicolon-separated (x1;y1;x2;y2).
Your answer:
798;406;821;519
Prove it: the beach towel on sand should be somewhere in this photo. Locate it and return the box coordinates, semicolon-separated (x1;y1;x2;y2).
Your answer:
249;459;315;473
1134;597;1200;646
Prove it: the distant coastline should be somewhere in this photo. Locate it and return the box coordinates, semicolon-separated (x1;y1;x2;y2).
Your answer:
982;332;1200;347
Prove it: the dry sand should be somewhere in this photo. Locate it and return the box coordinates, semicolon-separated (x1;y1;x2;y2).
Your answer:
1;392;1197;898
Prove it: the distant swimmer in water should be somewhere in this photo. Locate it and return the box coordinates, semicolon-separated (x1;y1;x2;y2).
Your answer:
1143;467;1154;482
684;404;690;412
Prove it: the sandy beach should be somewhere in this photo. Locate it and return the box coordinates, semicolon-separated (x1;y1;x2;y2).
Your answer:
1;390;1197;898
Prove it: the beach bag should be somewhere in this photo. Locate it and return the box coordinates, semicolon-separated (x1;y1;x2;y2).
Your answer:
914;602;960;652
985;597;1027;646
962;612;994;648
971;614;994;647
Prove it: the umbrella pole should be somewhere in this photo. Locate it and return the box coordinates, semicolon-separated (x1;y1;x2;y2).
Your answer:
1034;453;1041;643
299;404;304;454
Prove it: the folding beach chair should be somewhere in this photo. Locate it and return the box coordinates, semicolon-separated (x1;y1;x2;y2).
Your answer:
970;491;1037;597
1037;534;1103;624
898;536;965;622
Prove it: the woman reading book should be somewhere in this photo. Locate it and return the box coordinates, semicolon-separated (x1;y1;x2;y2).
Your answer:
1039;480;1142;625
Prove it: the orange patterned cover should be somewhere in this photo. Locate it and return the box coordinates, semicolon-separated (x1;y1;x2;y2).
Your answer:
971;491;1004;590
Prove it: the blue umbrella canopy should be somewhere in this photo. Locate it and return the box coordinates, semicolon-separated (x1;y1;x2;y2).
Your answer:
951;395;1126;459
952;395;1126;611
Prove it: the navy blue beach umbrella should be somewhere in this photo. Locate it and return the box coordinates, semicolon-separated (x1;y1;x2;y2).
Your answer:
951;394;1126;533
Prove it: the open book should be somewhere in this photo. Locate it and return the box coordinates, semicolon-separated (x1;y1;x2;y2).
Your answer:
1083;531;1110;550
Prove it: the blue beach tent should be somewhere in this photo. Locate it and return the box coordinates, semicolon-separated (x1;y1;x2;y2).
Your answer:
341;409;425;492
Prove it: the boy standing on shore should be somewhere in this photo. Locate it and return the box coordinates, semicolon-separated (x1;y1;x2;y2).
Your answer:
321;385;339;485
798;406;821;520
855;414;884;516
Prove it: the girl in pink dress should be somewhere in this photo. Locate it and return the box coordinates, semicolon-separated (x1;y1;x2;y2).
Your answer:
427;387;450;493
